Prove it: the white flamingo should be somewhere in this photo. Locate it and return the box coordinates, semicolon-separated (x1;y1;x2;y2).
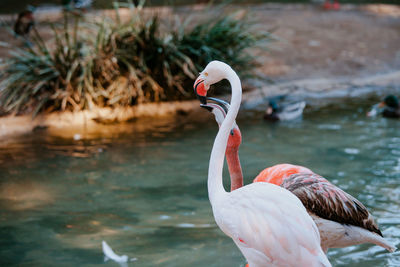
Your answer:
194;61;331;267
199;98;396;254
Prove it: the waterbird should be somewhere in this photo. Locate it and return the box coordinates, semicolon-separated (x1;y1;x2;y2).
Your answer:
62;0;92;12
367;95;400;119
197;96;396;254
194;61;331;267
263;95;306;122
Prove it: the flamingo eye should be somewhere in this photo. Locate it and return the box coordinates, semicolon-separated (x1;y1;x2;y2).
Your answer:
204;72;209;77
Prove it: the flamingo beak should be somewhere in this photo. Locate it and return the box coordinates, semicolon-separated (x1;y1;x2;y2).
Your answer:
200;97;230;114
200;103;213;112
194;77;208;104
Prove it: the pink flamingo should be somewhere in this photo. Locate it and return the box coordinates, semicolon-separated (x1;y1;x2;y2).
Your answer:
195;90;396;254
194;61;331;267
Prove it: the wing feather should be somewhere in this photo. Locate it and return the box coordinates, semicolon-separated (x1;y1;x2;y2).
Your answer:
281;173;382;236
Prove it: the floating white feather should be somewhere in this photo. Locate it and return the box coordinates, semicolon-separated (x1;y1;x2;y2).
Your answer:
102;241;128;263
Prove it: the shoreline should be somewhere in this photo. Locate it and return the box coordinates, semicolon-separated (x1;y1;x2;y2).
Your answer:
1;69;399;139
1;3;399;139
0;100;199;139
242;70;400;109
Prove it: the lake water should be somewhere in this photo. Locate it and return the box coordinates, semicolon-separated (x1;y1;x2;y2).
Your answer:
0;96;399;266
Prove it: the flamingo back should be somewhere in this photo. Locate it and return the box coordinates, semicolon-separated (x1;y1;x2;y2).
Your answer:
281;173;382;236
253;163;313;185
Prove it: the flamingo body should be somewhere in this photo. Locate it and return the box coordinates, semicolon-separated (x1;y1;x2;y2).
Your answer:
281;172;395;252
256;168;394;252
214;182;330;267
199;96;395;253
254;163;313;186
195;61;331;266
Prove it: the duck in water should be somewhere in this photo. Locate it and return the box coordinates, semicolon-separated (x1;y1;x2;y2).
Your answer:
263;96;306;122
367;95;400;119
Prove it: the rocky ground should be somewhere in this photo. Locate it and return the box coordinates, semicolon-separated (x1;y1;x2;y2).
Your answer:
184;3;400;107
248;4;400;82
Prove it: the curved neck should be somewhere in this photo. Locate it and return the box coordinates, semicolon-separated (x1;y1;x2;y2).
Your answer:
208;69;242;204
226;146;243;191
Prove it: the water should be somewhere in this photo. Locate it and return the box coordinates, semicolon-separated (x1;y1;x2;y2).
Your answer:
0;97;399;266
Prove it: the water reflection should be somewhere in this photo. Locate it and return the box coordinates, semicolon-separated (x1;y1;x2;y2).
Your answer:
0;181;53;211
0;97;399;266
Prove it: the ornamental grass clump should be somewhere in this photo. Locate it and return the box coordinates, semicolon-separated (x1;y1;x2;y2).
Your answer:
176;12;270;80
103;4;198;104
0;1;271;116
0;15;94;115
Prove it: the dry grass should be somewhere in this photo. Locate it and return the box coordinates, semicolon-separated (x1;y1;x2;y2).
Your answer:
0;1;272;116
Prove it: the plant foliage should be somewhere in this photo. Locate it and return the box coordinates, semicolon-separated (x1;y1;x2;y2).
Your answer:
0;1;272;115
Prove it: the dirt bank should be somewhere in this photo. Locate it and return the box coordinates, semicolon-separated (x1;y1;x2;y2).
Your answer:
247;4;400;81
0;100;200;138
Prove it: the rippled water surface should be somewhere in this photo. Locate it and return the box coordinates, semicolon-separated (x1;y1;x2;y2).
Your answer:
0;97;399;266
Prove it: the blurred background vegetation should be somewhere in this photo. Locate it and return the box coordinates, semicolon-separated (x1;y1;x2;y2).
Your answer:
0;2;271;115
0;0;399;14
0;0;397;116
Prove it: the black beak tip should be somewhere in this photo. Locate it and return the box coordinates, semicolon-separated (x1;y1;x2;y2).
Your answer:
200;104;212;112
197;95;207;105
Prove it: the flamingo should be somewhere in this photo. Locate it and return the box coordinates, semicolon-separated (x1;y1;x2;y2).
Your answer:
194;61;331;267
196;96;396;253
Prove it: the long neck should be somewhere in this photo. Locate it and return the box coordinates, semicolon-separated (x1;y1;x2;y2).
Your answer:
208;70;242;204
226;145;243;191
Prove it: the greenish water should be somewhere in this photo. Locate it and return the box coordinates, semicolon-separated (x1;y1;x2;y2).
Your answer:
0;97;399;266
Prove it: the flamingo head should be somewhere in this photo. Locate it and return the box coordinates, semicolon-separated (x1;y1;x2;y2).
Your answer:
200;97;242;150
194;61;232;104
